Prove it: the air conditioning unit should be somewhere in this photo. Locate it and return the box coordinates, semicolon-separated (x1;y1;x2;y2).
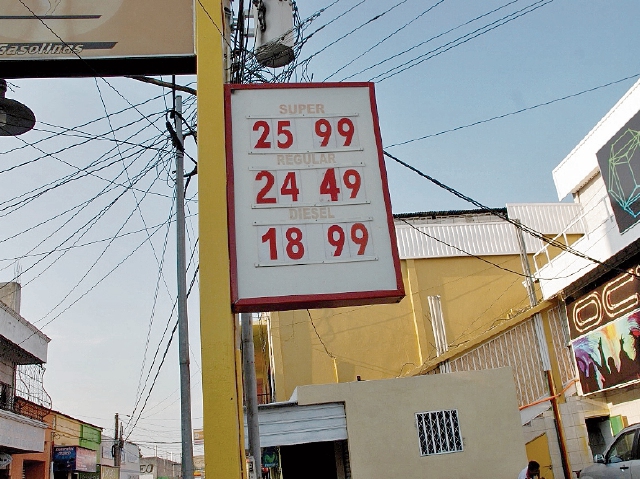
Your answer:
253;0;295;68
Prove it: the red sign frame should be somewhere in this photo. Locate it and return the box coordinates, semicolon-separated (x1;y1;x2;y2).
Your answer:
225;82;404;312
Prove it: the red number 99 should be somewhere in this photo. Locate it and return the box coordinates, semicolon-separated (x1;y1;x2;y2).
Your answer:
351;223;368;255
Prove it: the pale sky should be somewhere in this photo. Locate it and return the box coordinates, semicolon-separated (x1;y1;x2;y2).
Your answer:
2;0;640;458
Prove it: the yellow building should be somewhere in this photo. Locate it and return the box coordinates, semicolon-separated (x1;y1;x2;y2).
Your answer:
254;77;640;479
255;204;585;479
265;205;580;402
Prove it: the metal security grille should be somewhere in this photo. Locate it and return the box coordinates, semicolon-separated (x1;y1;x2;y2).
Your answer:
548;305;578;387
448;318;548;407
416;409;463;456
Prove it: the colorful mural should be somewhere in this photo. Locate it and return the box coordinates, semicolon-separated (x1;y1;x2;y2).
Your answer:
597;109;640;233
573;310;640;393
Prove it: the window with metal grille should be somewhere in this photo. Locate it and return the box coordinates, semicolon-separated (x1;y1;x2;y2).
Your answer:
416;409;463;456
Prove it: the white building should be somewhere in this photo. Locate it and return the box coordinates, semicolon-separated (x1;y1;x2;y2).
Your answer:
0;282;51;473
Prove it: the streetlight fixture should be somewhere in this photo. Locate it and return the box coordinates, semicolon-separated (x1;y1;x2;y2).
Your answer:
0;79;36;136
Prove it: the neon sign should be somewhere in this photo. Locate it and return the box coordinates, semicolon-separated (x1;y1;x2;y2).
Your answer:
567;265;640;339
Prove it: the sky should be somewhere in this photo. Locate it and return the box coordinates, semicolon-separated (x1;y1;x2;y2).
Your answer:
2;0;640;458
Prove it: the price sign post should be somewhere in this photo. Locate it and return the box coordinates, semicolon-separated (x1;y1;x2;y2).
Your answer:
226;83;404;312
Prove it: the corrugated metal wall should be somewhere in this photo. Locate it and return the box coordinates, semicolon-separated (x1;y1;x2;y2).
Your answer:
246;402;347;448
547;306;577;388
396;203;584;260
395;221;541;259
506;203;584;235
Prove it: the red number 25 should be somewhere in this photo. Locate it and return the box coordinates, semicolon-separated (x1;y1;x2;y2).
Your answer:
253;120;294;149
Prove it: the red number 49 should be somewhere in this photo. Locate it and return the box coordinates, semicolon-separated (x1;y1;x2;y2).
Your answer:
319;168;362;202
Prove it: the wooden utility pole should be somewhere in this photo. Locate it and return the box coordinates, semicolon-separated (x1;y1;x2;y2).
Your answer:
114;413;121;468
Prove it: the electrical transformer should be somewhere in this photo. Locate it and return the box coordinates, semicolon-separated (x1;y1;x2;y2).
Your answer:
253;0;295;68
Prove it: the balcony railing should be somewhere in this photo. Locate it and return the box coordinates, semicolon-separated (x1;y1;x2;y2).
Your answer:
532;204;592;273
533;196;613;275
0;365;52;422
1;379;51;422
16;364;51;407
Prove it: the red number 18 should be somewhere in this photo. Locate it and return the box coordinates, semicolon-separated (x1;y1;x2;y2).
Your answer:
261;226;305;261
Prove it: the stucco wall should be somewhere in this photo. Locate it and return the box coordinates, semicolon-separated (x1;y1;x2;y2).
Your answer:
0;409;46;451
52;414;81;445
0;282;21;314
605;383;640;426
295;368;527;479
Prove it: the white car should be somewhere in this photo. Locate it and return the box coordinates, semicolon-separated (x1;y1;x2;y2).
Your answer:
579;424;640;479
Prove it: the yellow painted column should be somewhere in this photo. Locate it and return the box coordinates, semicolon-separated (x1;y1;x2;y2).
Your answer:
197;1;246;478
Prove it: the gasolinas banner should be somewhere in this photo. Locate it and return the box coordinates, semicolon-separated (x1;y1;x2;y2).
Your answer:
0;0;194;60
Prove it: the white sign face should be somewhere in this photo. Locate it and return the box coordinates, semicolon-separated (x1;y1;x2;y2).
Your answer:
226;83;404;312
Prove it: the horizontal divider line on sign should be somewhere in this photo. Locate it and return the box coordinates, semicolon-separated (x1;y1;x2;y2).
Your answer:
251;201;371;210
245;113;361;119
255;256;378;267
248;161;366;170
252;216;373;225
247;148;364;155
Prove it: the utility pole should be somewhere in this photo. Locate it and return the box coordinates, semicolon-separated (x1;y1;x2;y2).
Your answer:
175;94;195;479
114;413;121;468
513;220;571;479
241;313;261;474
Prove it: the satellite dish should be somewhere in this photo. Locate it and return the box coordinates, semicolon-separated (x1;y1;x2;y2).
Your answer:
0;79;36;136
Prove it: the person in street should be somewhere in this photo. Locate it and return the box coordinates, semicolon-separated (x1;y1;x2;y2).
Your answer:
518;460;543;479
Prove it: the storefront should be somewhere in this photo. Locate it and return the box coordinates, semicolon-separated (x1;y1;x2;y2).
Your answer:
53;446;98;479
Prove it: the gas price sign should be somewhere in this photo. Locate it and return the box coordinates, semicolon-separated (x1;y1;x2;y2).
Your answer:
226;83;404;312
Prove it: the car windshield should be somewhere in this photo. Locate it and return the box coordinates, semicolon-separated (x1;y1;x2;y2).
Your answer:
606;430;636;463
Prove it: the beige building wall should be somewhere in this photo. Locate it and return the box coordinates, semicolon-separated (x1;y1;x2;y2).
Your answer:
604;384;640;426
295;368;527;479
52;414;81;445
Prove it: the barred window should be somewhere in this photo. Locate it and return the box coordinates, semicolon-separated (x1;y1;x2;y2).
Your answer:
416;409;463;456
